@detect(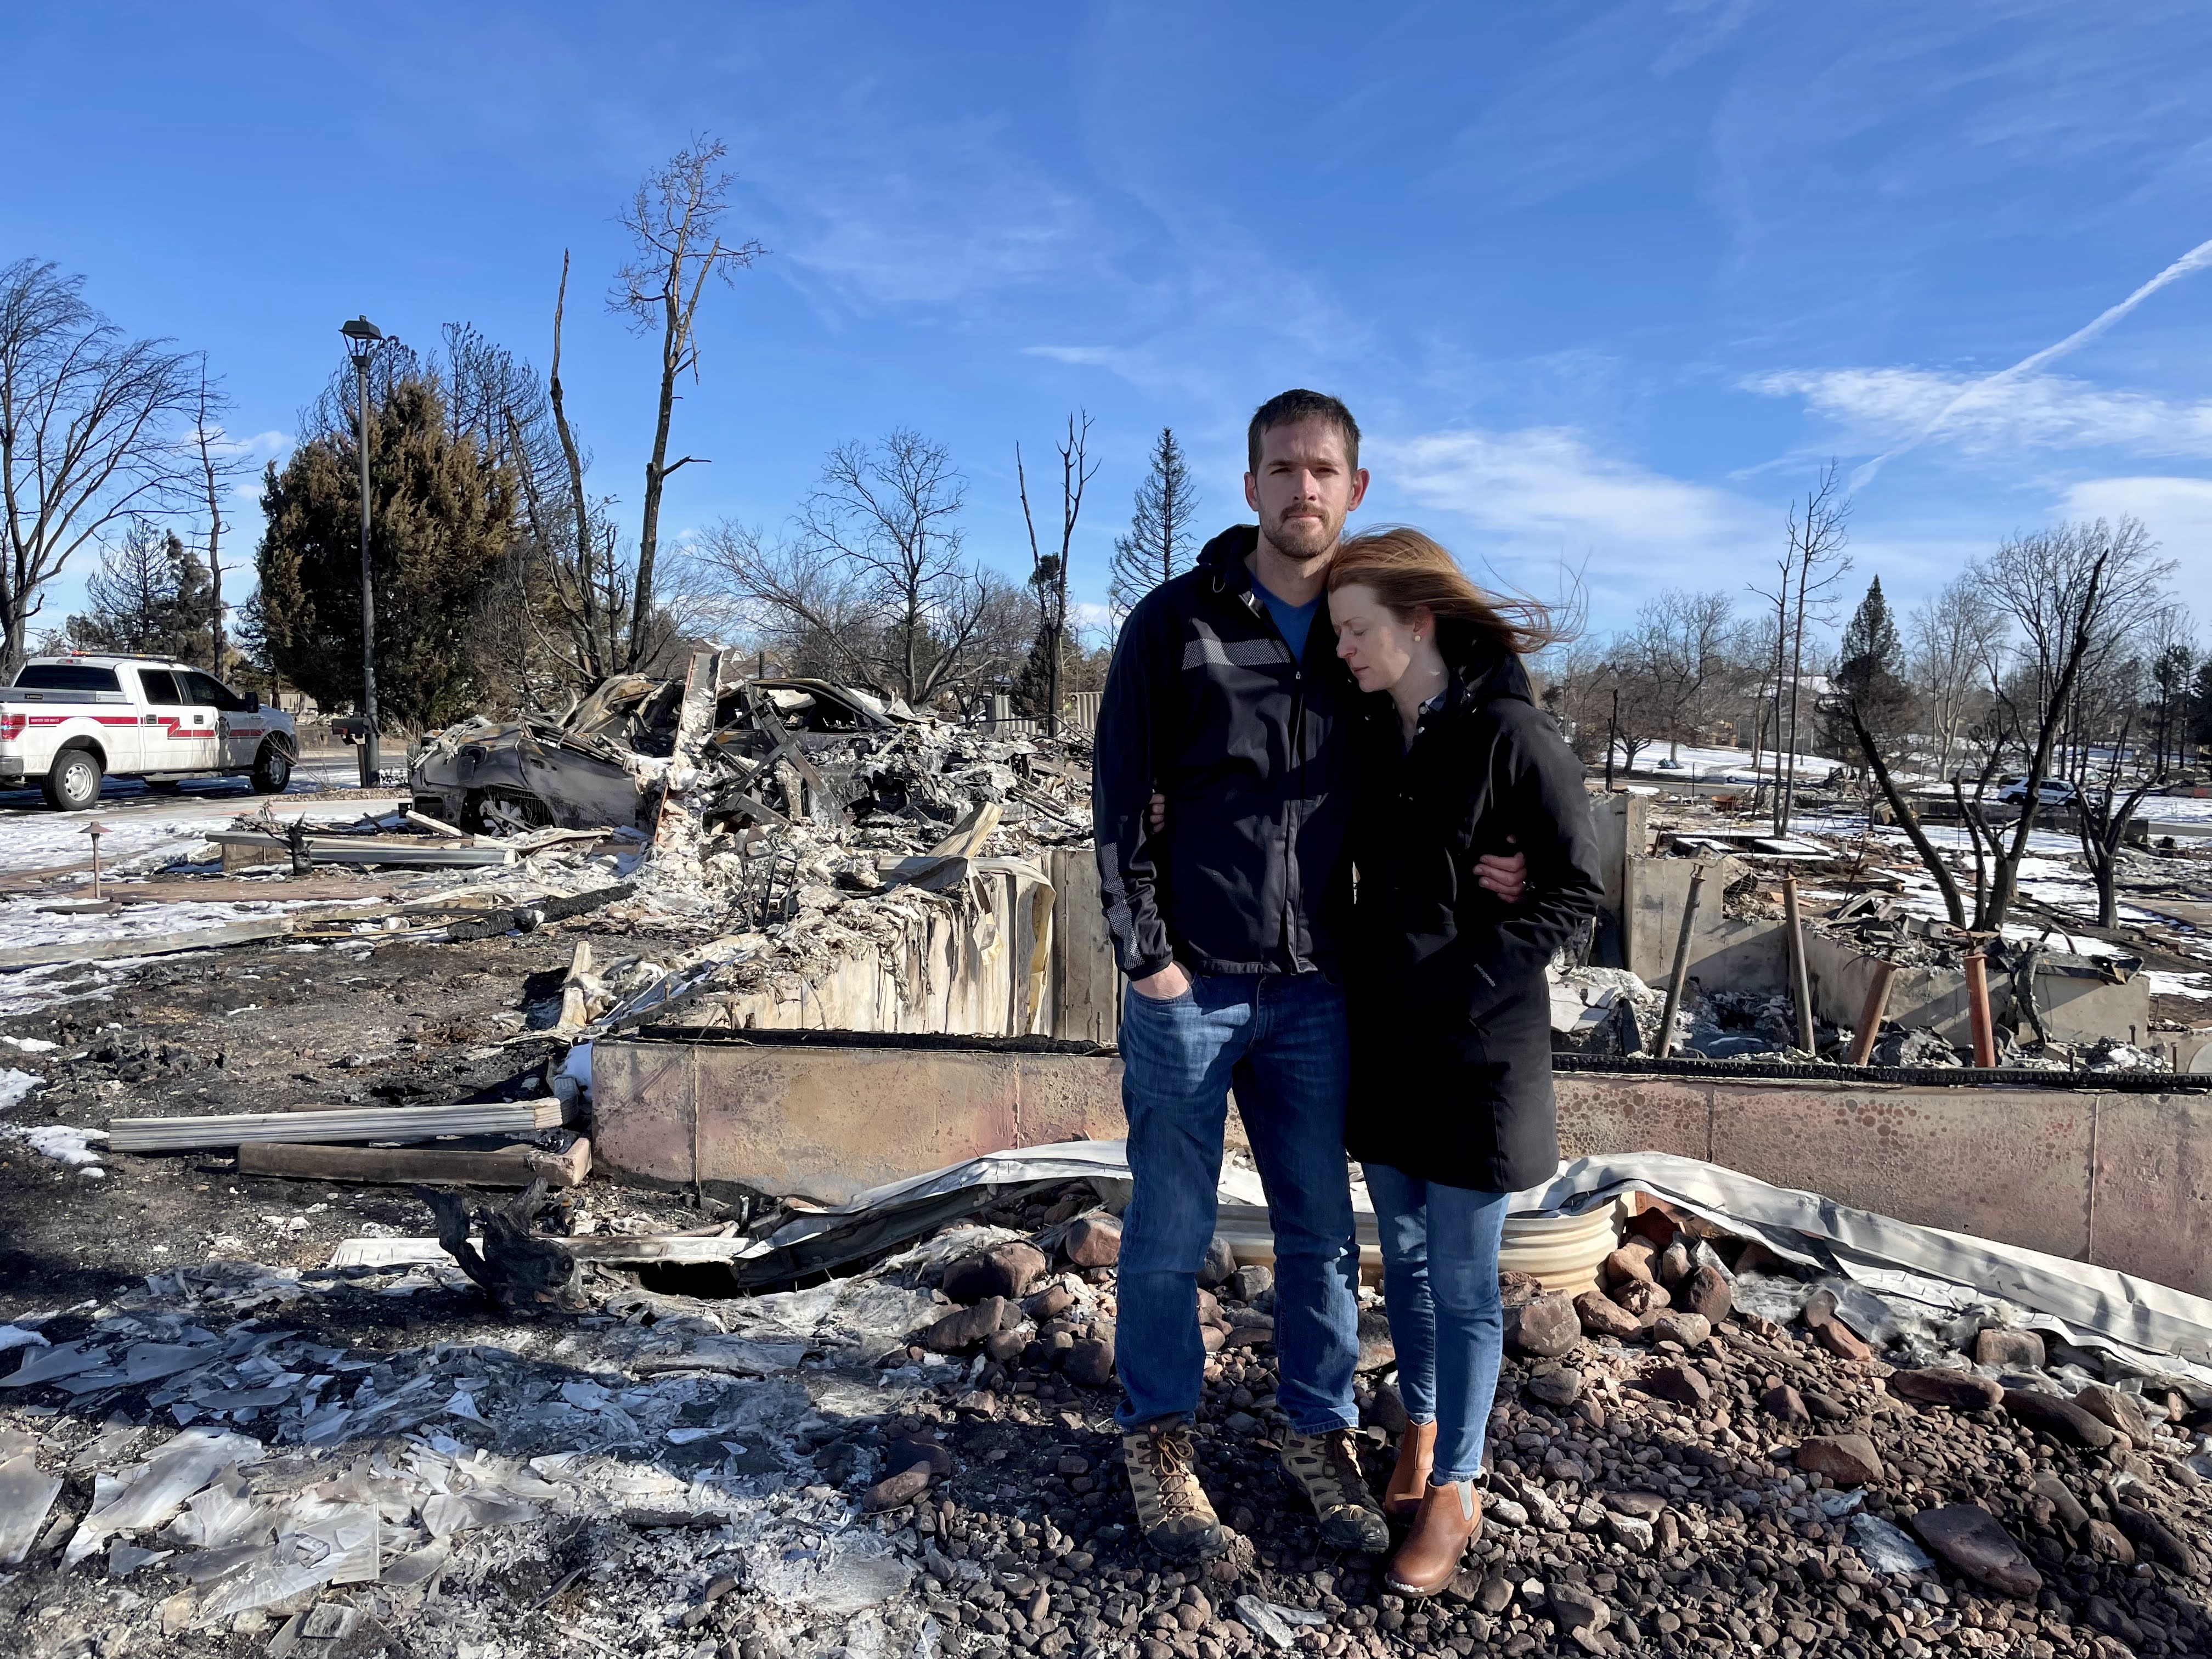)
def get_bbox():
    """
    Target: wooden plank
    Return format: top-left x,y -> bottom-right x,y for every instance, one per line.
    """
109,1096 -> 566,1153
403,810 -> 470,839
0,918 -> 293,972
236,1136 -> 590,1188
325,1229 -> 753,1269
